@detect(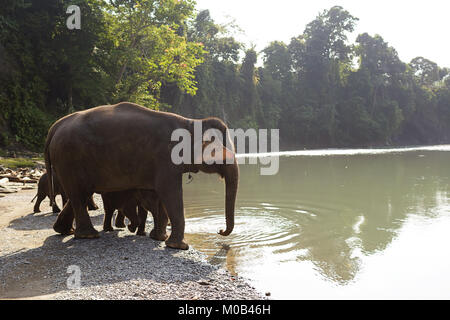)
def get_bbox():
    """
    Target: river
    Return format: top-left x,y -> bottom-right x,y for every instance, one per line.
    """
182,145 -> 450,299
